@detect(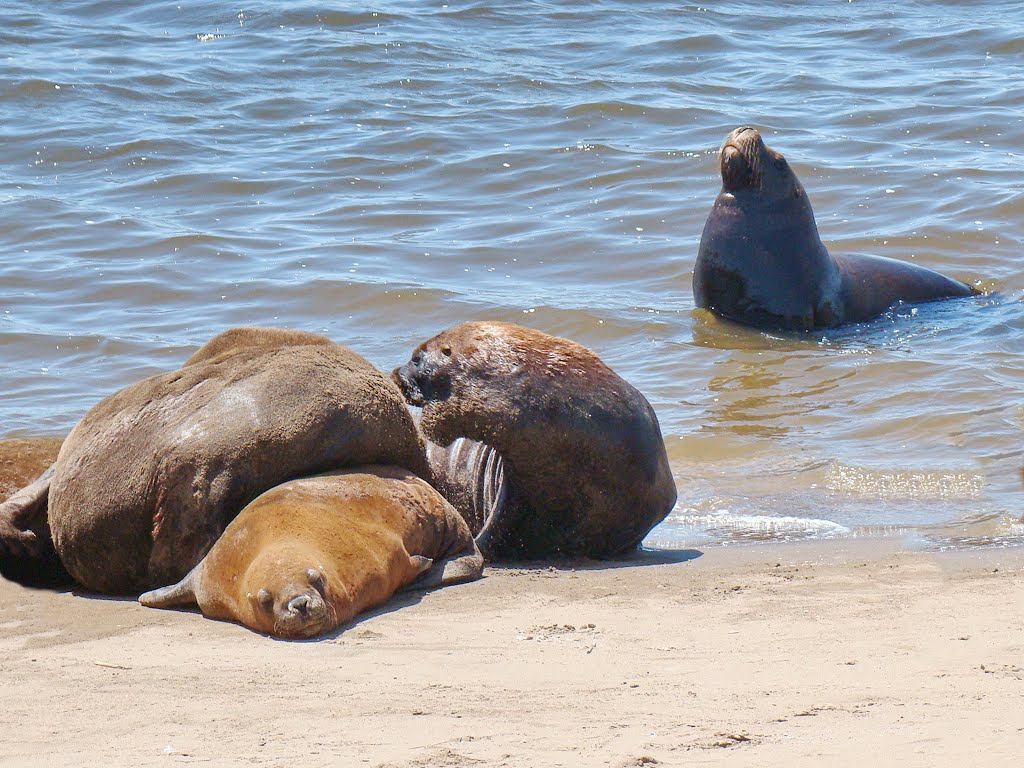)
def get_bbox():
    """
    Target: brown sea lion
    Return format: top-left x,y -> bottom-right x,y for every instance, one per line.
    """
0,437 -> 69,586
694,126 -> 976,331
392,321 -> 677,560
0,327 -> 429,594
139,466 -> 483,639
